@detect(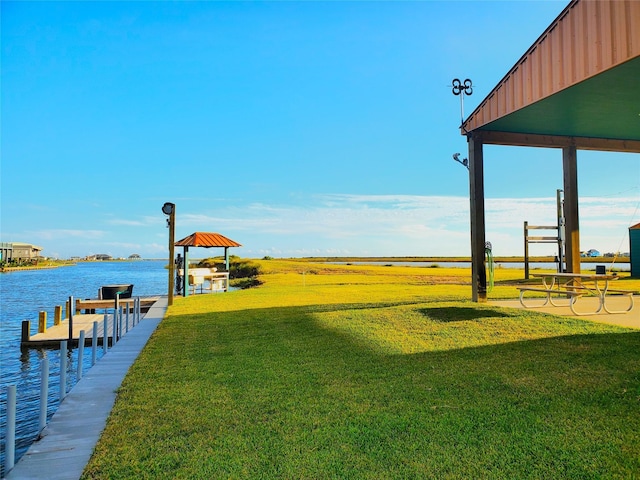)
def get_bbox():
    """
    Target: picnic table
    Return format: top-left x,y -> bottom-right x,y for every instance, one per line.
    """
517,272 -> 636,316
